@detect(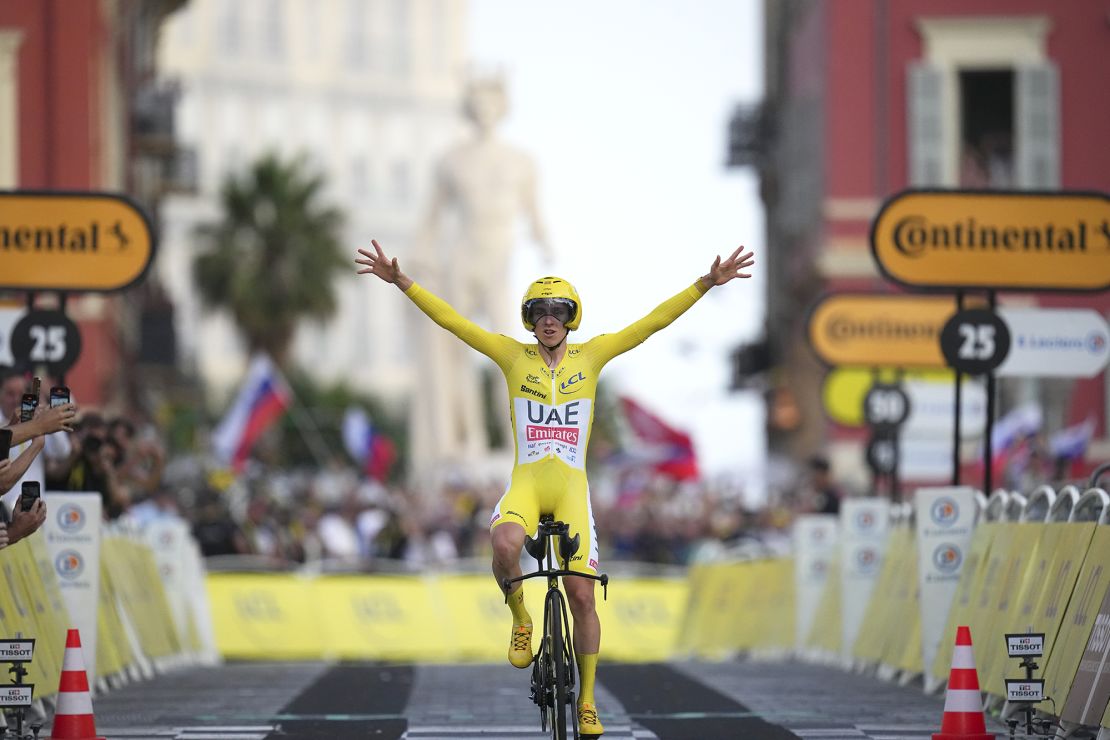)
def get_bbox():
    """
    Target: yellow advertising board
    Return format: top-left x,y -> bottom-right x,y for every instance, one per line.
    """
808,293 -> 957,368
871,190 -> 1110,292
0,191 -> 154,292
